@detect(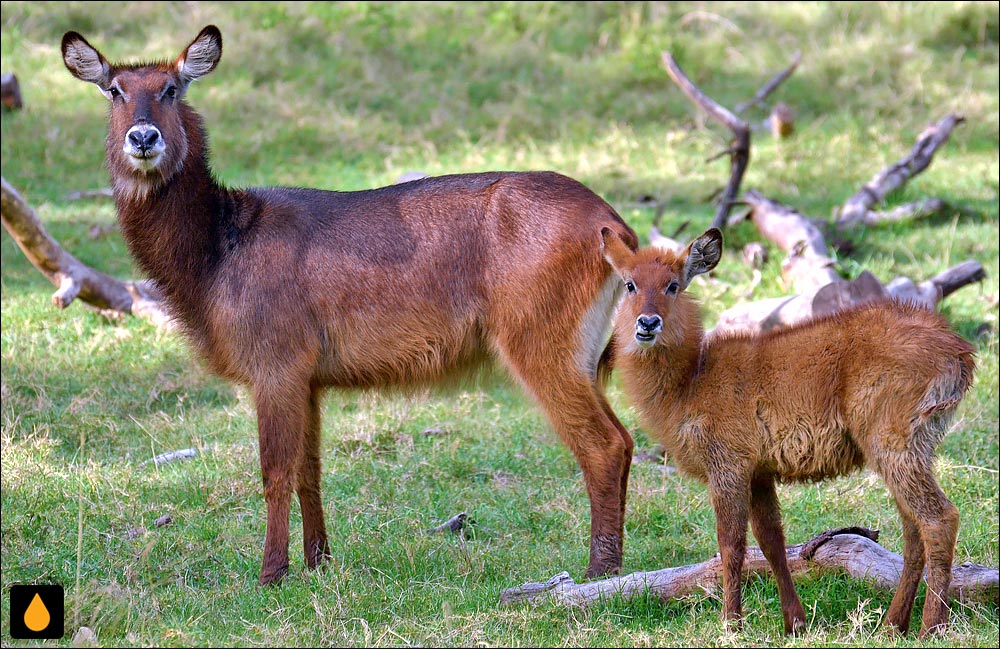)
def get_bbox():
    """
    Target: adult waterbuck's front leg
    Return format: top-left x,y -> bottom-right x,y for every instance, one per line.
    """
298,385 -> 331,570
254,379 -> 310,586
